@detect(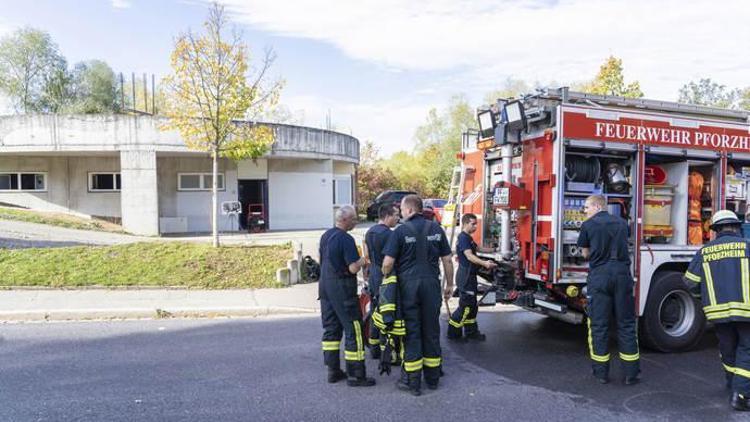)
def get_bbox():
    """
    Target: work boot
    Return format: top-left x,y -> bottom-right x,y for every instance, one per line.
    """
424,366 -> 441,390
623,375 -> 640,386
591,365 -> 609,384
592,369 -> 609,384
624,369 -> 641,385
346,361 -> 376,387
731,393 -> 750,411
397,370 -> 421,396
327,367 -> 346,384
